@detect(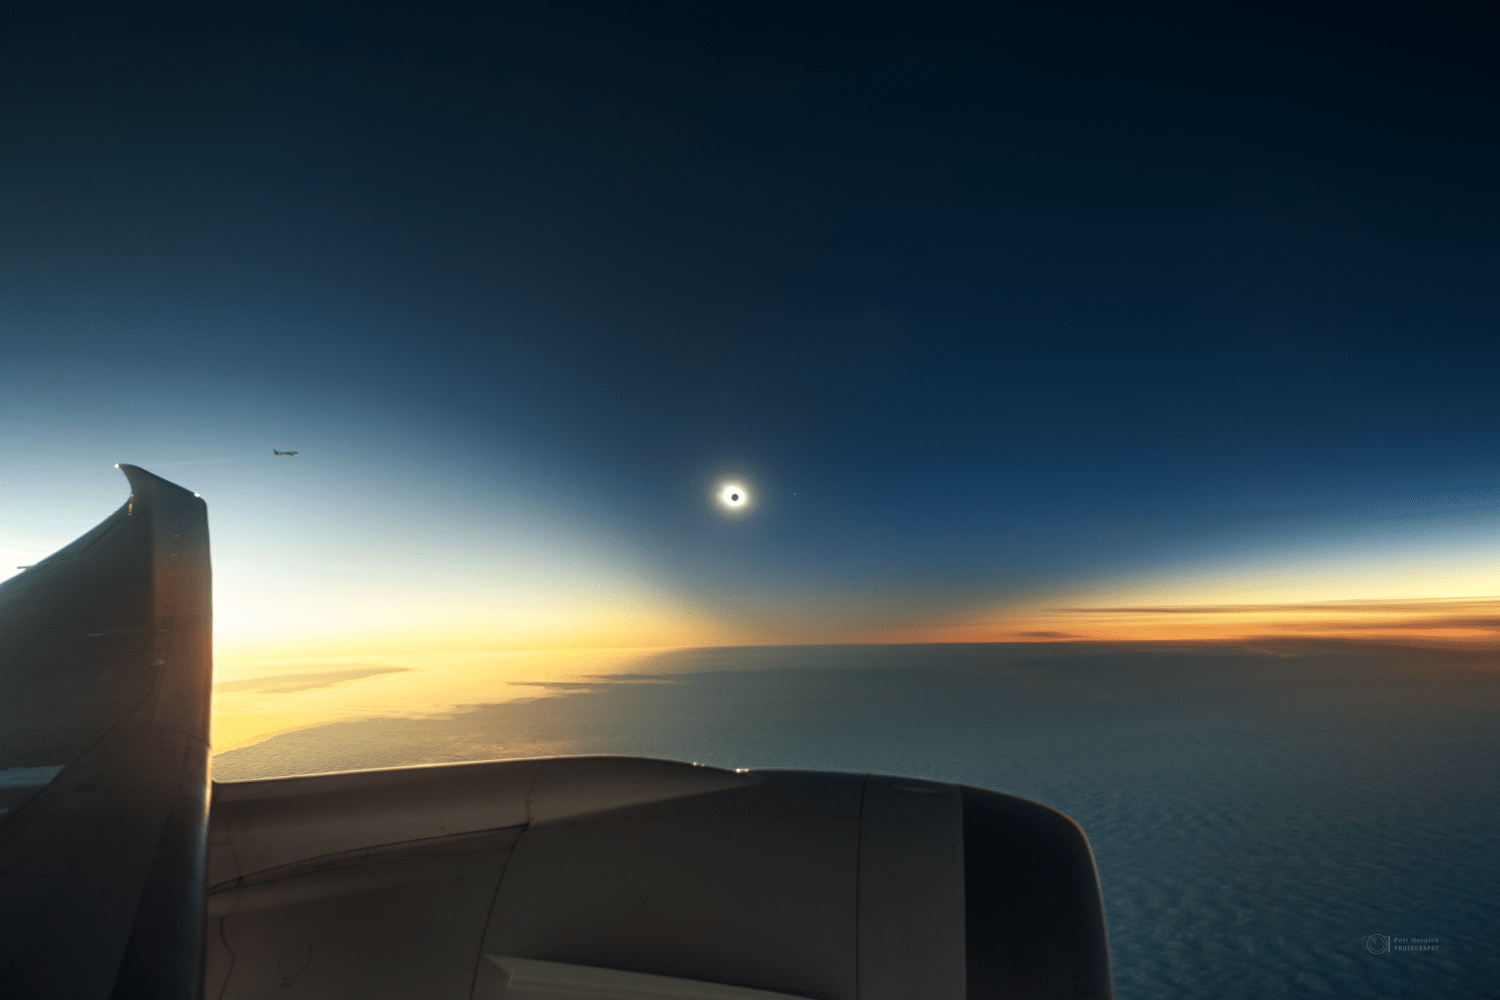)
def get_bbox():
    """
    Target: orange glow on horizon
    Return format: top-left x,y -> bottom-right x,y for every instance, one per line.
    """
208,576 -> 1500,759
962,596 -> 1500,646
